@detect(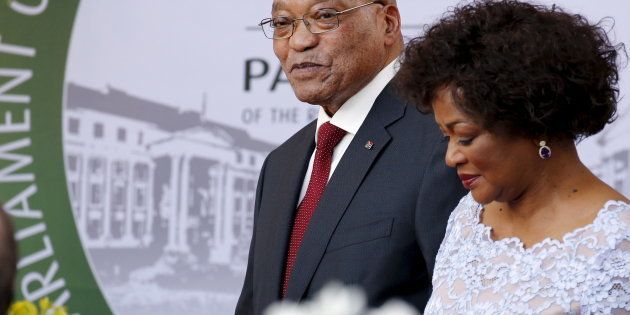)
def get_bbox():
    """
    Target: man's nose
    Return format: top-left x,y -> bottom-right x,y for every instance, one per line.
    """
289,20 -> 318,52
